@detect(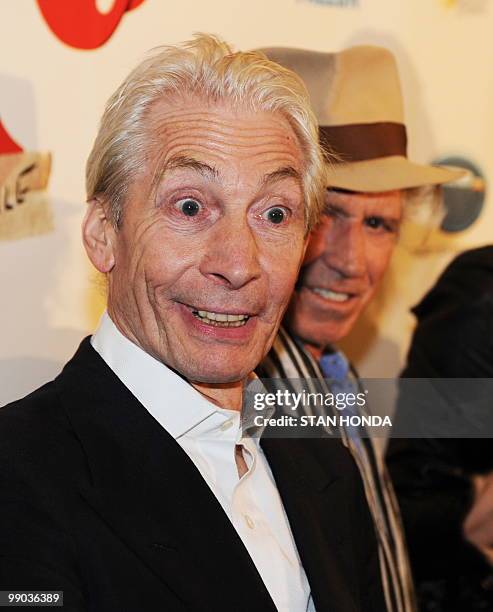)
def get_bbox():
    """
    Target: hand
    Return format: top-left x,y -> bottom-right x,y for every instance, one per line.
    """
464,472 -> 493,565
